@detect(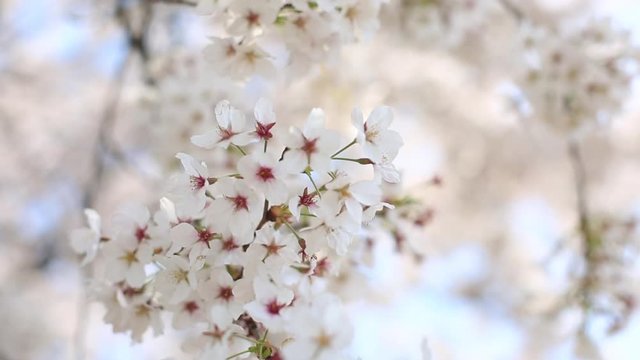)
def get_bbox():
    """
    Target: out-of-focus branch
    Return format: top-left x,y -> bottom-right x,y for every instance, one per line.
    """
567,140 -> 598,332
498,0 -> 524,22
118,0 -> 157,85
150,0 -> 197,6
75,2 -> 142,358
